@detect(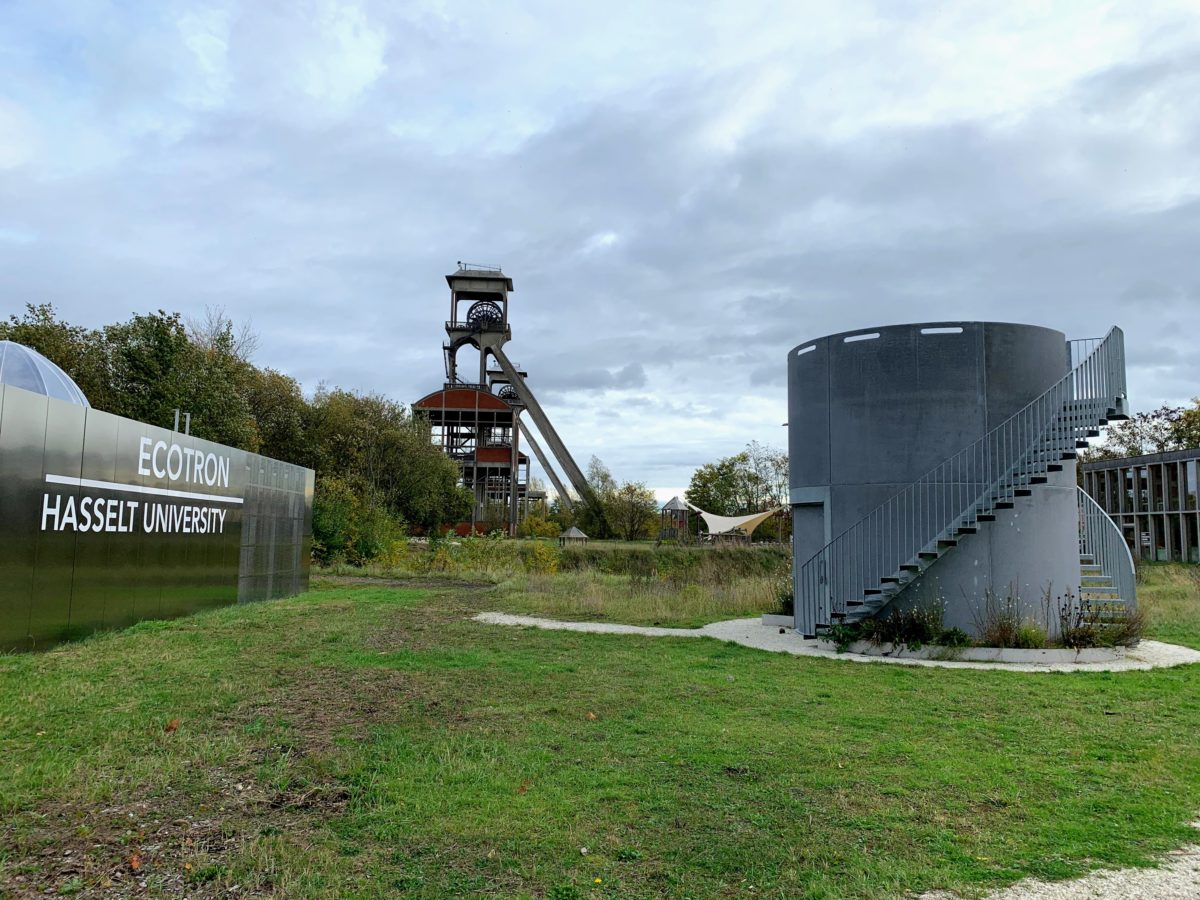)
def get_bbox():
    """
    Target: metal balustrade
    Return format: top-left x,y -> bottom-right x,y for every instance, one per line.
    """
1078,485 -> 1137,613
795,327 -> 1128,636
